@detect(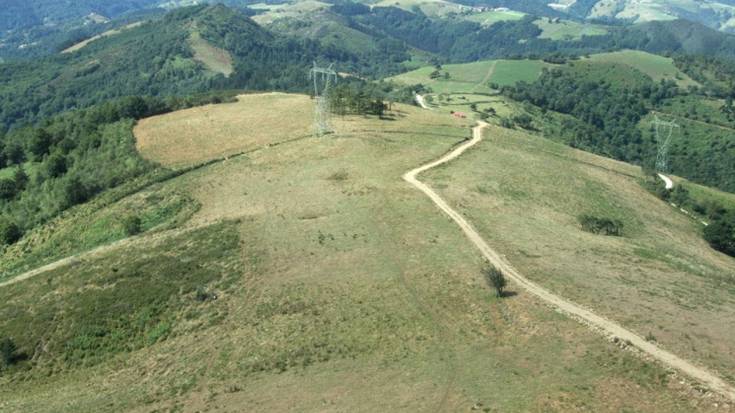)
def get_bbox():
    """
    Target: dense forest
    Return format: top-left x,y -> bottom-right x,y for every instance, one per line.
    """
674,54 -> 735,97
504,69 -> 675,162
